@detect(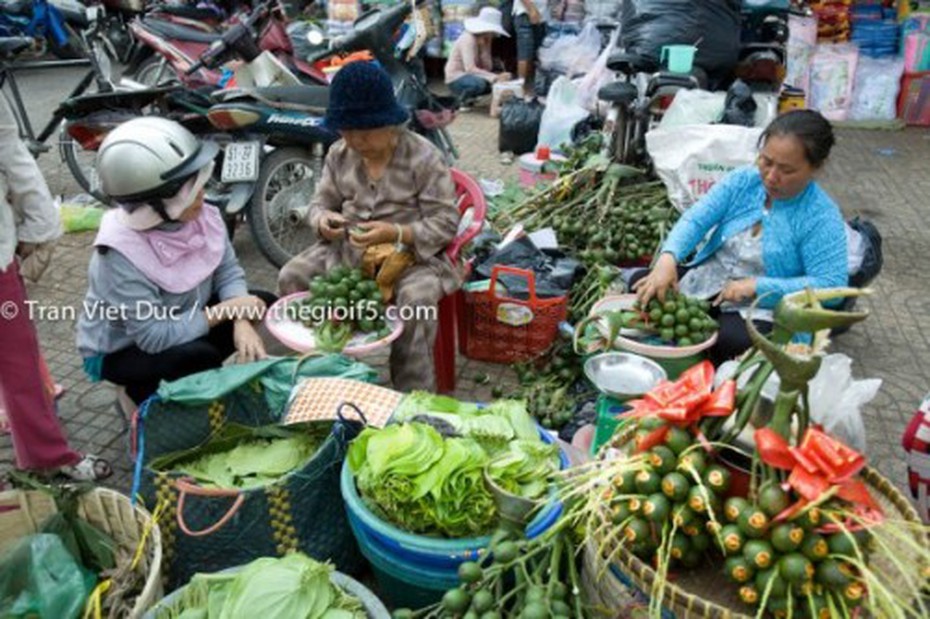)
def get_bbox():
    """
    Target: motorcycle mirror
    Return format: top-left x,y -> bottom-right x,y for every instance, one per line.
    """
306,29 -> 324,46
